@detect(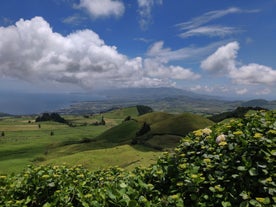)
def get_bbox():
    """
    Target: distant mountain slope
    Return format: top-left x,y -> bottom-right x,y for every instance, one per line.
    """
57,87 -> 276,115
0,112 -> 12,117
208,106 -> 267,122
